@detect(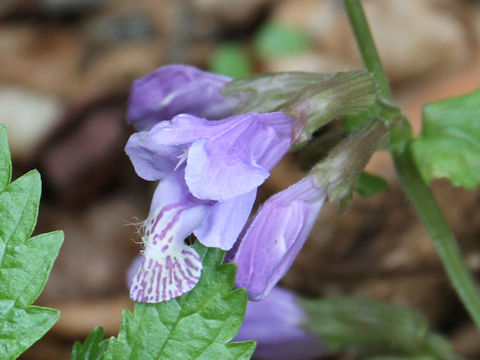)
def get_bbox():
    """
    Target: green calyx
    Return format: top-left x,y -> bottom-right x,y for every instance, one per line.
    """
311,119 -> 388,205
223,70 -> 377,143
285,71 -> 377,143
